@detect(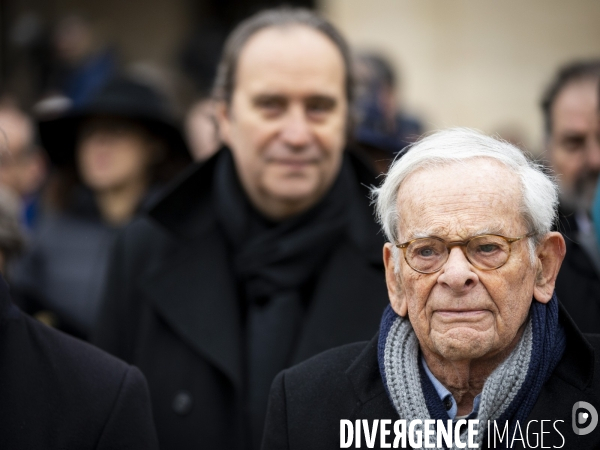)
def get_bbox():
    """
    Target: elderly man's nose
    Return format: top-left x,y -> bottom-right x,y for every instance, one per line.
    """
281,109 -> 311,148
437,247 -> 479,293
